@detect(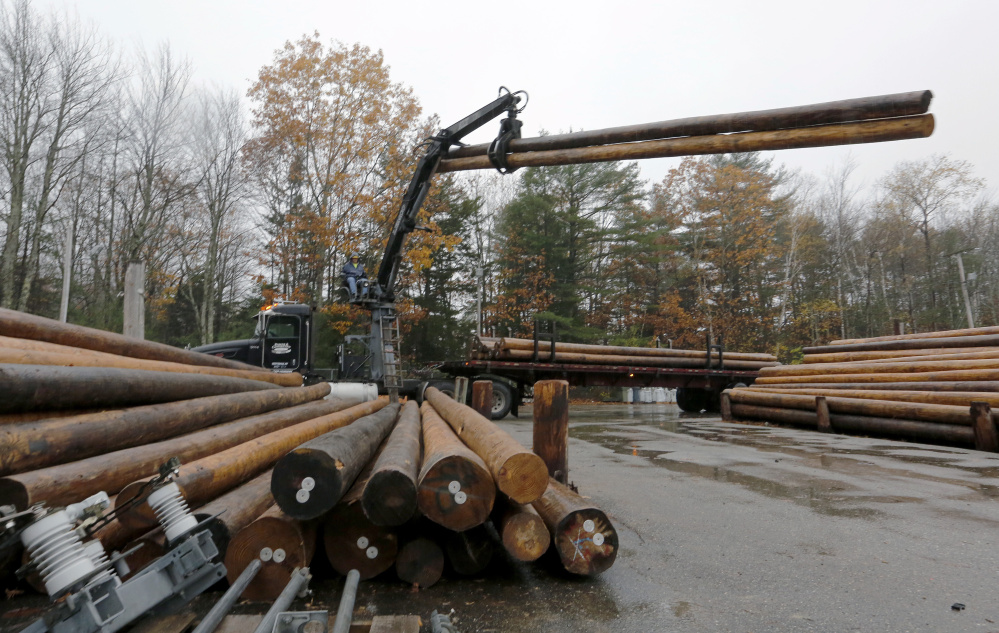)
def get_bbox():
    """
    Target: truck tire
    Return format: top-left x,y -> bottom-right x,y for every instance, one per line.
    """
676,387 -> 707,413
490,381 -> 513,420
428,379 -> 457,400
